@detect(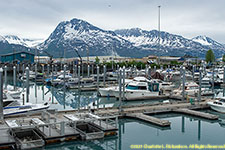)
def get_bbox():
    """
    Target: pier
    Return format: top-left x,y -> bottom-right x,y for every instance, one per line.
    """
125,113 -> 171,126
174,108 -> 218,120
0,60 -> 224,149
0,97 -> 220,149
0,110 -> 118,149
